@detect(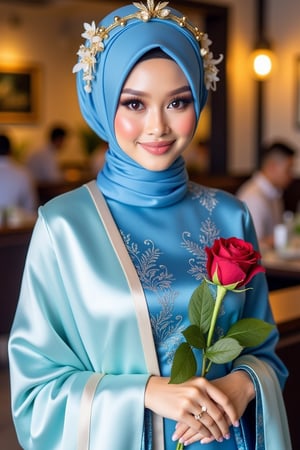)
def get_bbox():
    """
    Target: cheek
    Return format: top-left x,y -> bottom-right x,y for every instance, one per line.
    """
114,113 -> 140,141
175,110 -> 196,137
